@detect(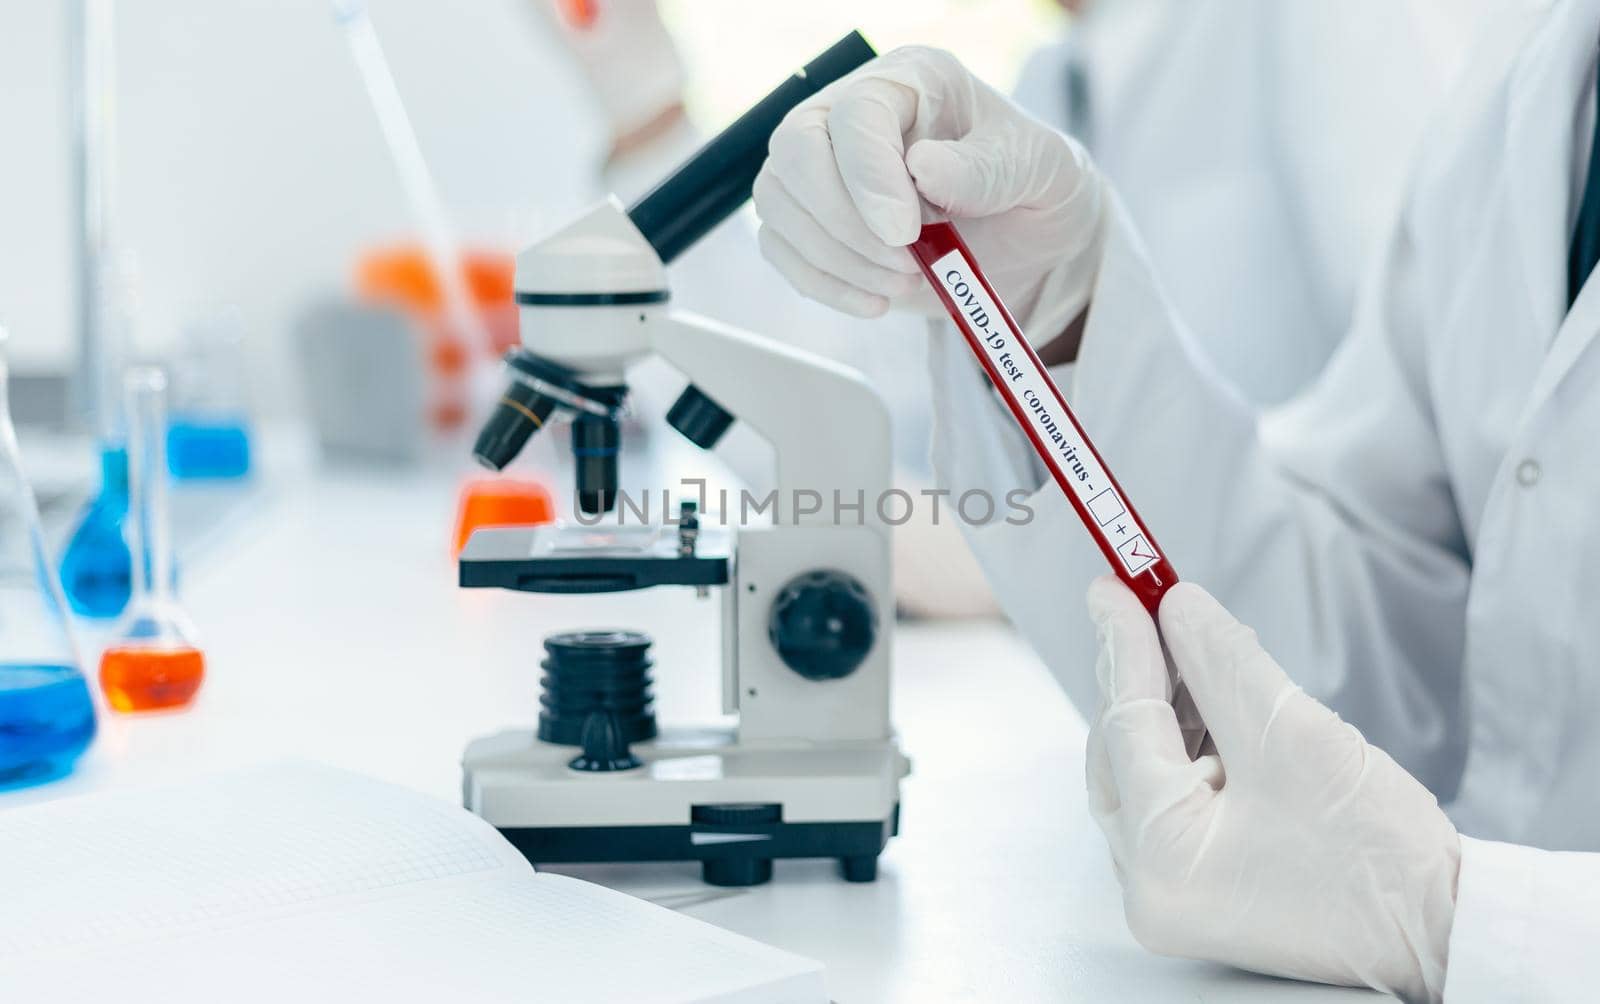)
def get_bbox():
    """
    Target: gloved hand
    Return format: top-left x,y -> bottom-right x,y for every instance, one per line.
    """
1085,577 -> 1460,1003
535,0 -> 685,142
752,46 -> 1106,334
